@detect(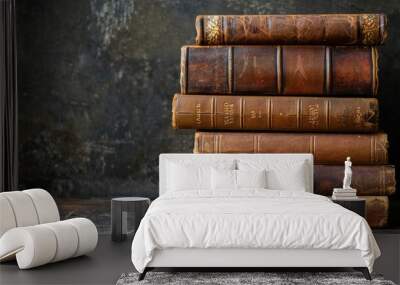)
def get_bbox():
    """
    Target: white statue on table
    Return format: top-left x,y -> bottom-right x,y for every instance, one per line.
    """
332,157 -> 357,199
342,157 -> 353,189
